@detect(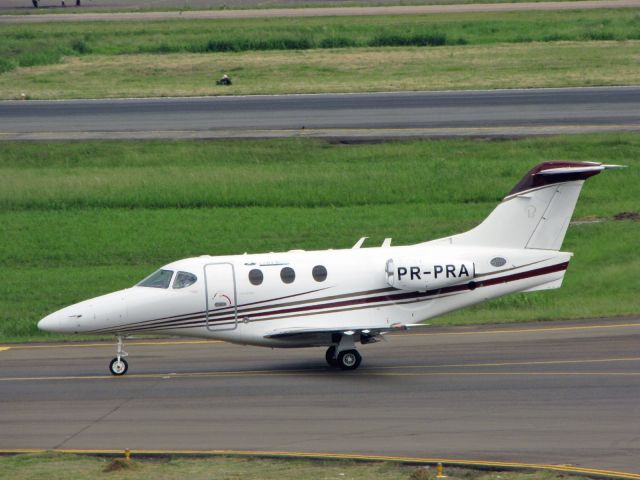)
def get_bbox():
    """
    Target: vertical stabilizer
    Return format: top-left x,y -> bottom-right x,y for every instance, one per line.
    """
443,161 -> 623,251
